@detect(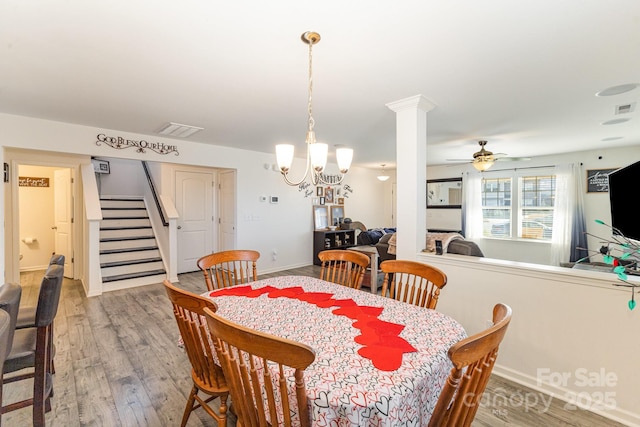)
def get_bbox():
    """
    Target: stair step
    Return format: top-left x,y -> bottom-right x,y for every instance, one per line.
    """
102,209 -> 149,218
100,218 -> 151,228
101,227 -> 153,239
101,257 -> 162,268
101,260 -> 165,277
100,246 -> 158,255
101,216 -> 149,220
102,207 -> 147,210
100,236 -> 156,242
100,248 -> 160,264
100,226 -> 152,231
100,199 -> 146,209
102,269 -> 166,283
